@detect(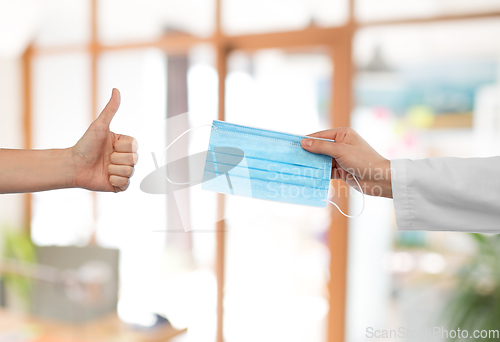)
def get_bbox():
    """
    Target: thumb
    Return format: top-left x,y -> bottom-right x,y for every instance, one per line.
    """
97,88 -> 121,126
301,138 -> 343,158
